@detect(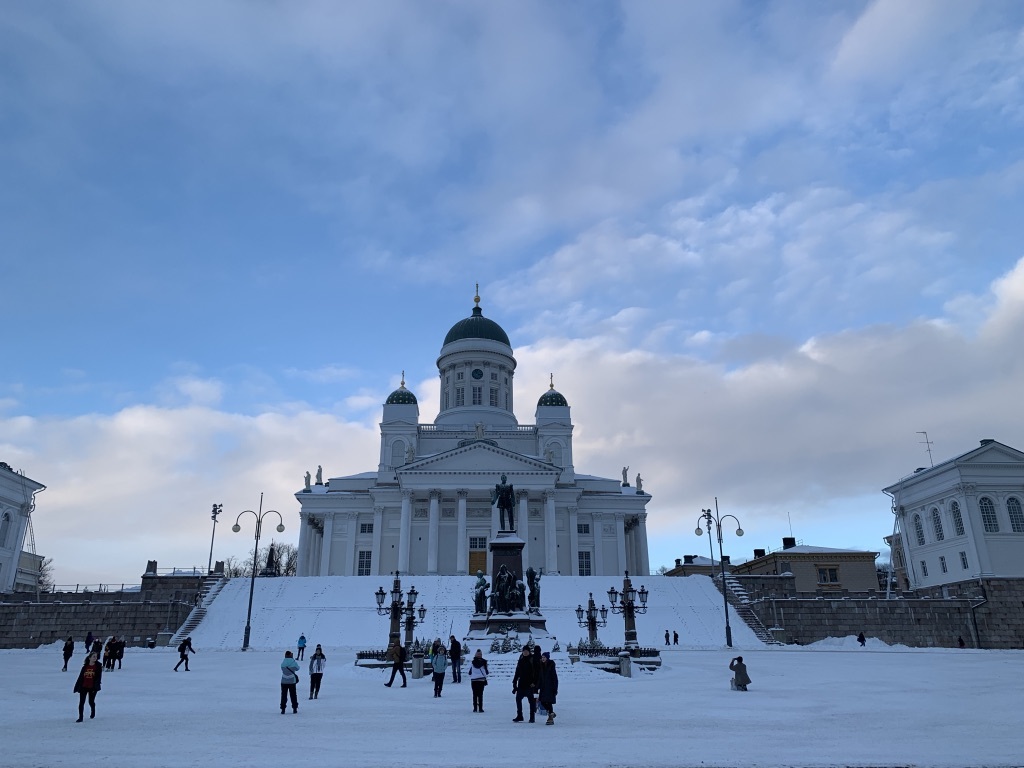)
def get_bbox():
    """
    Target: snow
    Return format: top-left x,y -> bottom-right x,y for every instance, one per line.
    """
4,575 -> 1022,767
